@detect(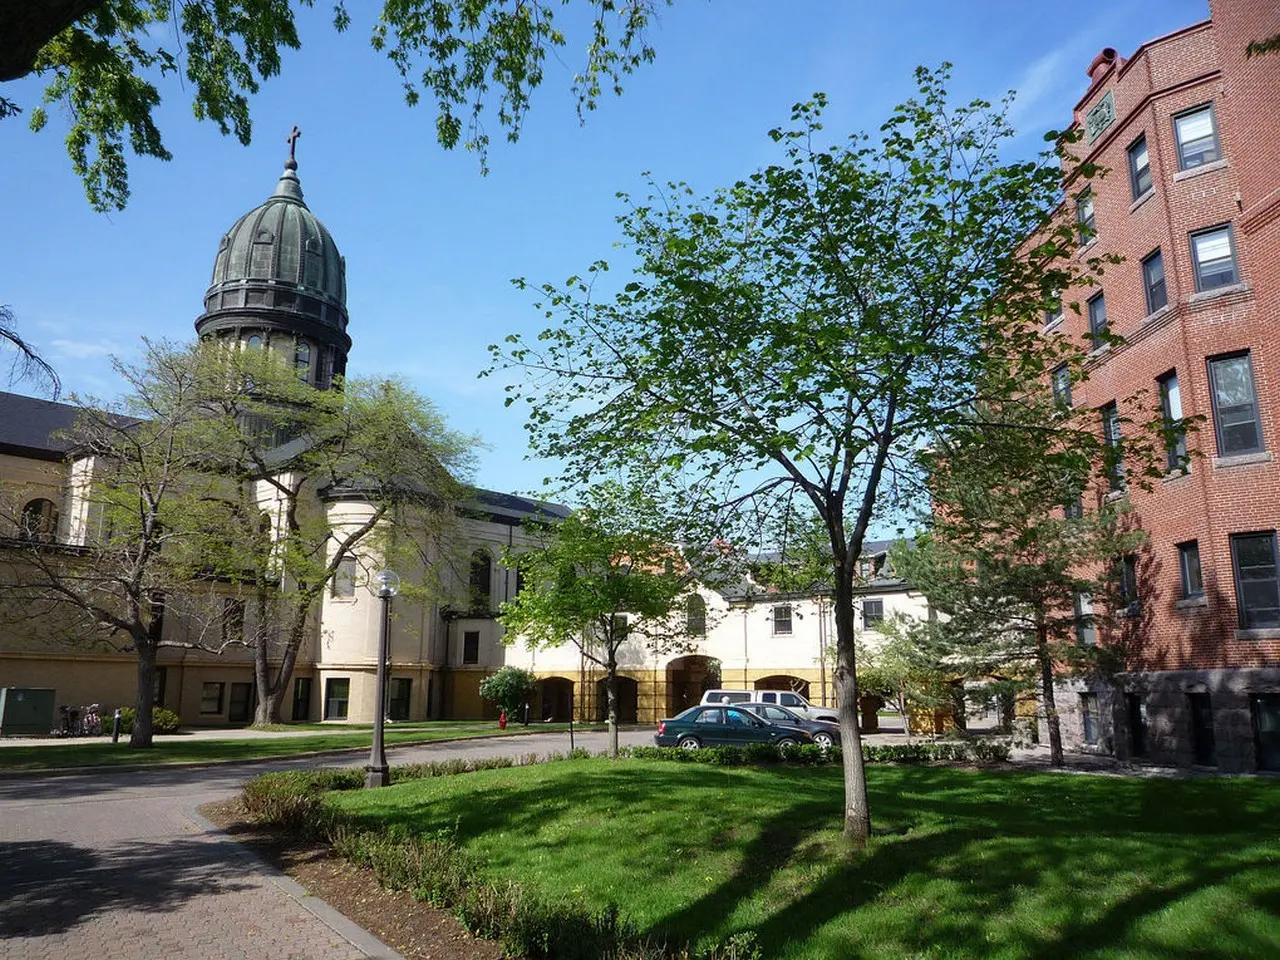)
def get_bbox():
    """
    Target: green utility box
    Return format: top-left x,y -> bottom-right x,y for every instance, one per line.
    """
0,687 -> 56,736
